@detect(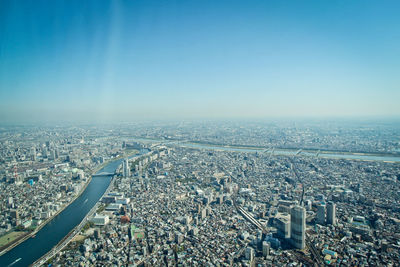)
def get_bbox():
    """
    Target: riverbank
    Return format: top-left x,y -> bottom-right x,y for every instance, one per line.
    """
31,175 -> 116,267
0,181 -> 89,257
32,154 -> 138,267
124,136 -> 400,159
184,141 -> 400,158
0,159 -> 113,257
178,142 -> 400,163
33,150 -> 151,266
33,150 -> 152,266
0,150 -> 138,266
